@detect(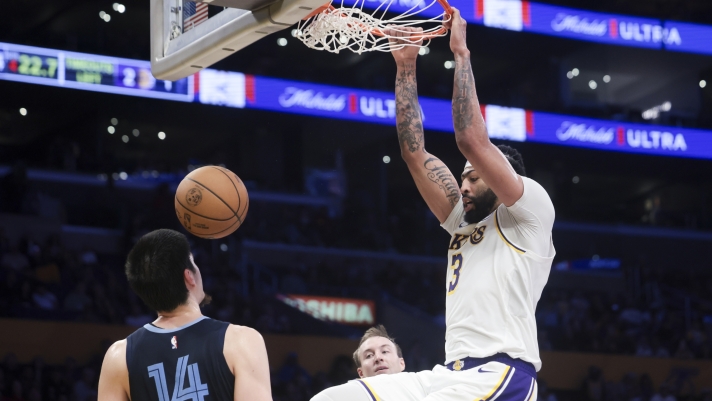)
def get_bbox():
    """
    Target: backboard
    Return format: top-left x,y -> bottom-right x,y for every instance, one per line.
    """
151,0 -> 328,81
